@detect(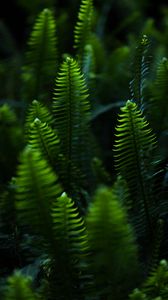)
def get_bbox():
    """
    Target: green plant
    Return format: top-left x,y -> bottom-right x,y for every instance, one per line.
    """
0,0 -> 168,299
22,8 -> 58,103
